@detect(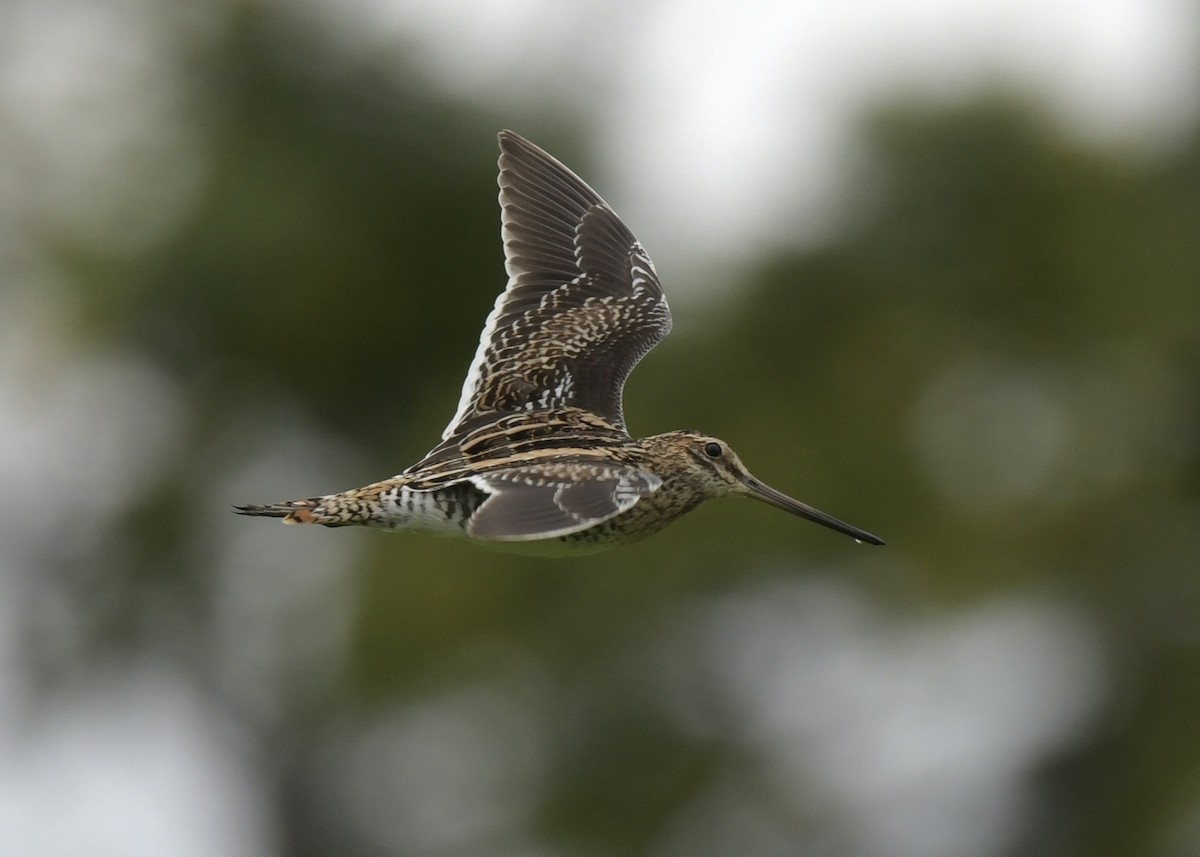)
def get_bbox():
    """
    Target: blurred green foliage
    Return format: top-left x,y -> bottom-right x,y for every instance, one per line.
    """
22,9 -> 1200,857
